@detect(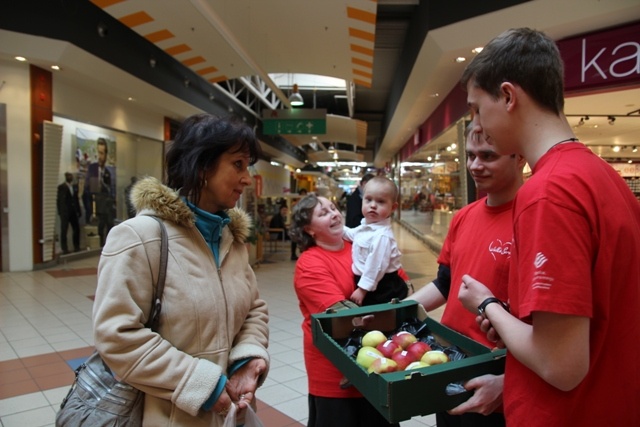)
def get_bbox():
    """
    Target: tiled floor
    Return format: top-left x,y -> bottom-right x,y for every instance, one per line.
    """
0,221 -> 442,427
